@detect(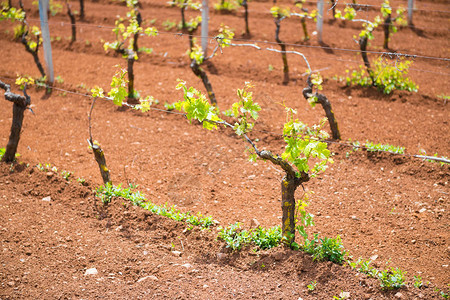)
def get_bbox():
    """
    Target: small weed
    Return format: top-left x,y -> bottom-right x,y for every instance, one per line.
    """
333,291 -> 350,299
268,64 -> 274,71
96,183 -> 217,229
377,266 -> 407,289
36,163 -> 58,173
96,183 -> 146,204
162,19 -> 177,31
413,275 -> 423,288
55,75 -> 64,84
77,177 -> 87,186
61,170 -> 72,181
299,233 -> 348,264
364,141 -> 405,154
435,286 -> 449,299
307,280 -> 317,291
349,258 -> 406,289
217,223 -> 282,251
250,226 -> 282,249
348,258 -> 378,277
345,57 -> 418,94
78,83 -> 88,90
138,47 -> 153,54
217,223 -> 251,250
437,94 -> 449,104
